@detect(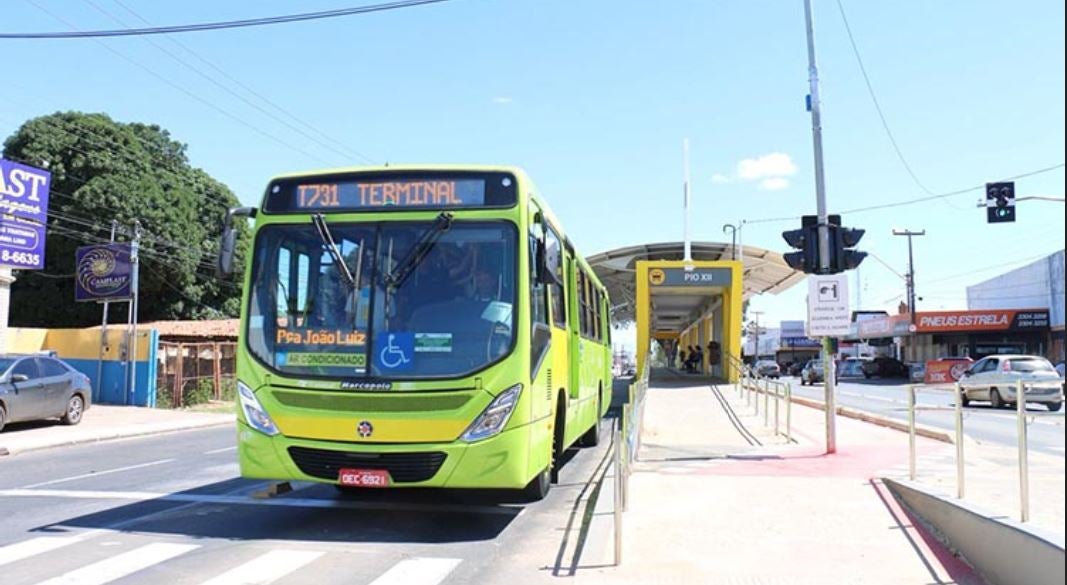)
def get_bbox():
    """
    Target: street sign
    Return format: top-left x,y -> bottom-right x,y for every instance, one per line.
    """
647,266 -> 731,287
0,159 -> 51,269
75,244 -> 133,302
807,274 -> 850,337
